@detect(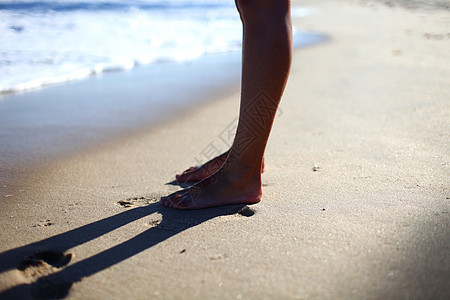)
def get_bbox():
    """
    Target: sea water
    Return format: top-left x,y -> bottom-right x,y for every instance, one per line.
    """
0,0 -> 313,95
